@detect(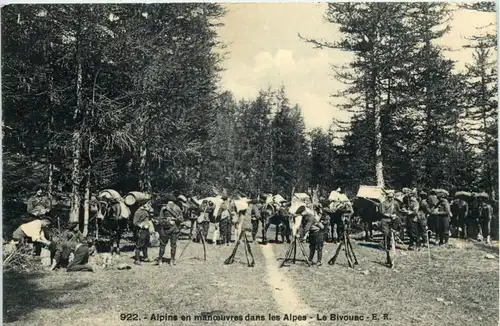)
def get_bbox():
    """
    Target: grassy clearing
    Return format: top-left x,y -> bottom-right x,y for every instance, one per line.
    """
3,224 -> 499,326
3,234 -> 279,326
275,237 -> 499,326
